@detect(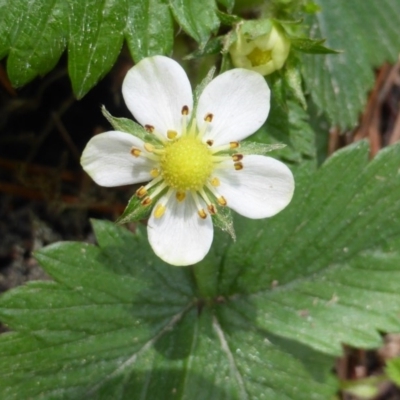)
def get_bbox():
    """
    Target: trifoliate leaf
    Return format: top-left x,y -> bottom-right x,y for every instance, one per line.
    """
302,0 -> 400,128
168,0 -> 220,47
125,0 -> 174,62
67,0 -> 127,98
0,220 -> 337,399
219,141 -> 400,355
